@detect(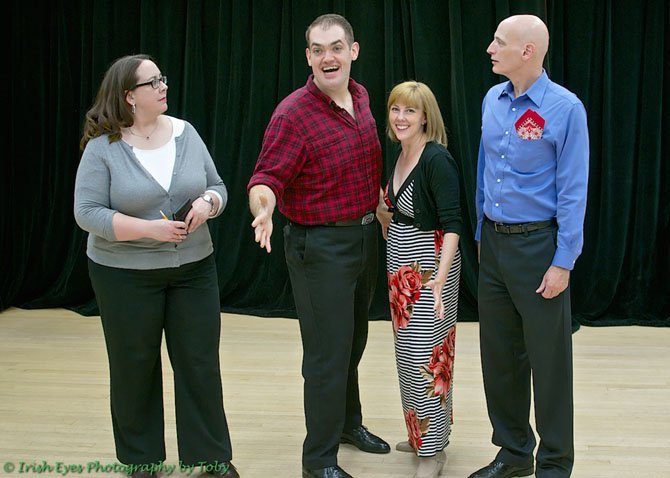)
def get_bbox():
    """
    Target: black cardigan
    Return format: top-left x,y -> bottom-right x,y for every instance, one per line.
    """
388,141 -> 462,235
